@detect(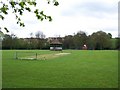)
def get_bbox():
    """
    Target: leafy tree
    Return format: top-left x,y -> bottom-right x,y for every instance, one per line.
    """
0,0 -> 59,32
90,31 -> 112,50
2,33 -> 19,49
17,38 -> 28,49
2,34 -> 12,49
0,31 -> 4,49
110,38 -> 118,50
0,31 -> 4,41
108,33 -> 112,38
115,37 -> 120,50
63,35 -> 74,49
73,31 -> 87,49
87,35 -> 95,50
